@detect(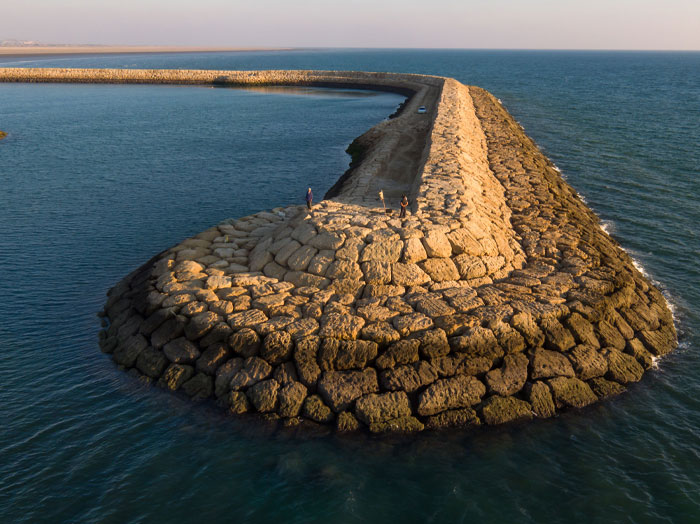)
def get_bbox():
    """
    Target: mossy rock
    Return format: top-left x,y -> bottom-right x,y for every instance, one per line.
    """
480,396 -> 533,425
425,408 -> 481,429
